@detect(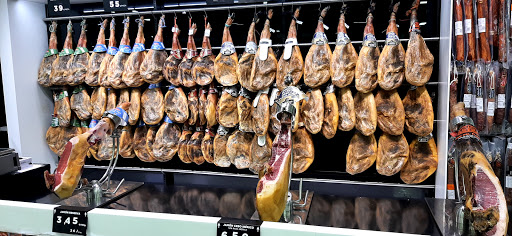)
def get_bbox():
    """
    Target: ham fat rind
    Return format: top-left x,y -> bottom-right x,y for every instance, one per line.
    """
141,15 -> 168,84
215,15 -> 238,86
355,5 -> 380,93
277,8 -> 304,91
250,10 -> 278,91
330,6 -> 358,88
304,7 -> 332,88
